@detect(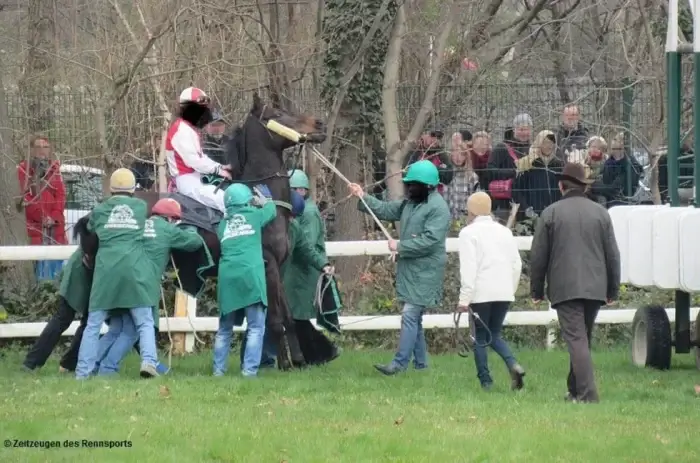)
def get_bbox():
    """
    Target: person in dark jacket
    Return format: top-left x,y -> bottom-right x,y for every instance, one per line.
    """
202,110 -> 230,165
403,129 -> 454,195
556,105 -> 589,160
512,130 -> 564,216
657,142 -> 694,203
486,114 -> 532,221
530,163 -> 621,404
22,249 -> 92,373
594,133 -> 642,207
